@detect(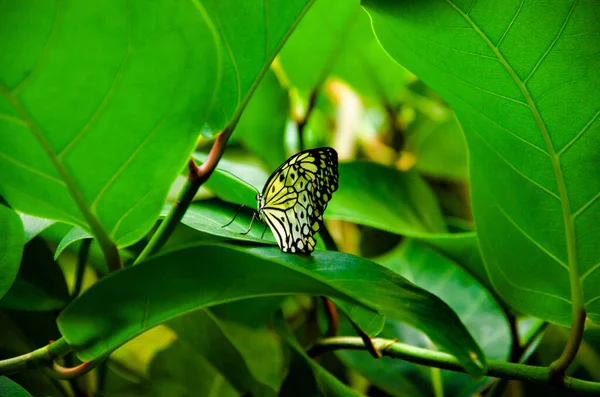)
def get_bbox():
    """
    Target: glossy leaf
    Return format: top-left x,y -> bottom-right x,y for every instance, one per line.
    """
0,205 -> 23,300
162,200 -> 276,245
364,0 -> 600,324
327,162 -> 447,234
0,238 -> 69,310
201,0 -> 314,131
57,244 -> 486,375
0,0 -> 219,248
54,226 -> 92,259
18,213 -> 54,243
